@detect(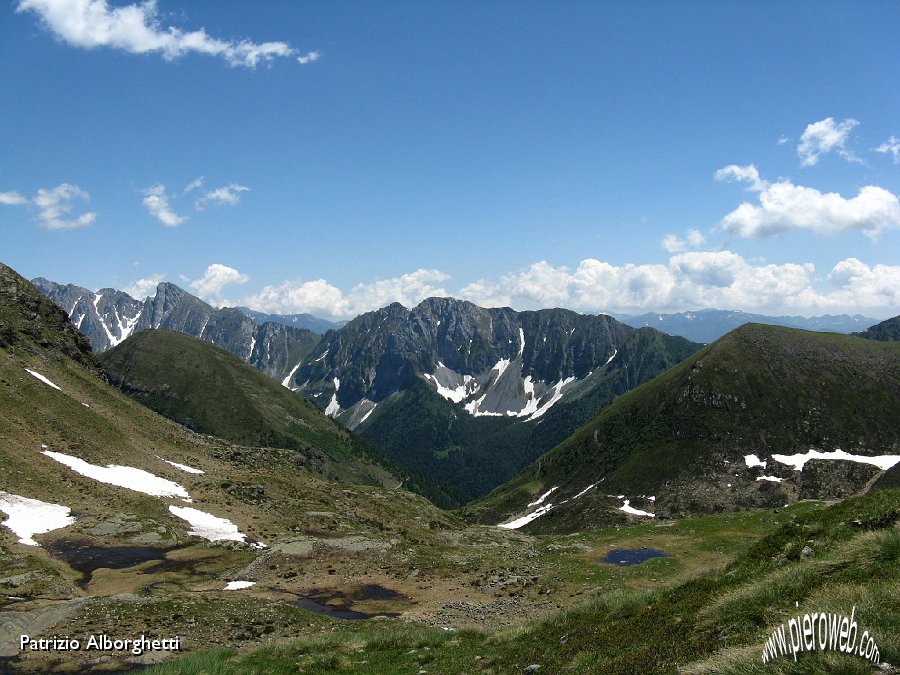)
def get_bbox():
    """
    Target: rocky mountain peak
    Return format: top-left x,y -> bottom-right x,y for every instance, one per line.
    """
0,264 -> 97,370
